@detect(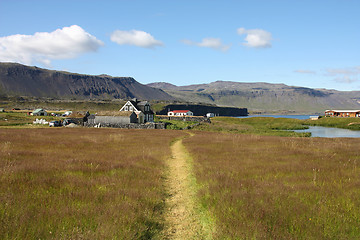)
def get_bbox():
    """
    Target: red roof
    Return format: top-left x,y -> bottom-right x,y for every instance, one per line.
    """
169,110 -> 191,113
